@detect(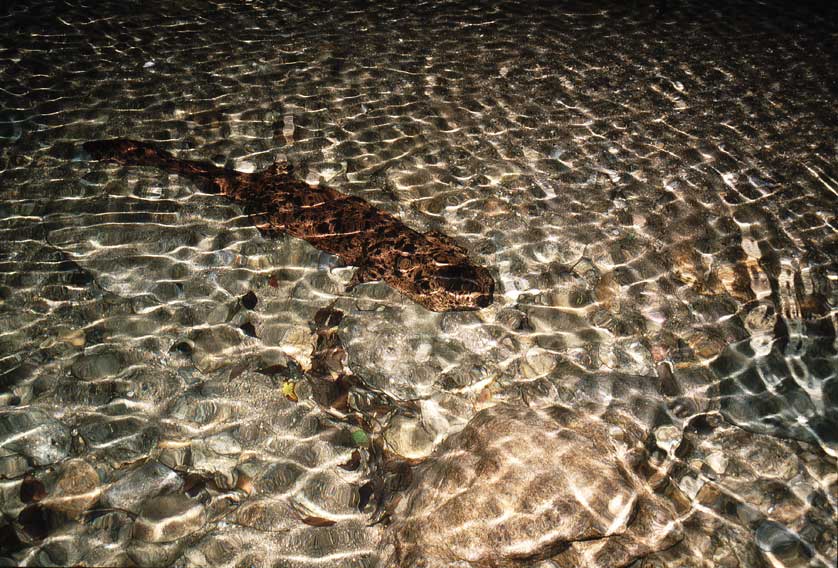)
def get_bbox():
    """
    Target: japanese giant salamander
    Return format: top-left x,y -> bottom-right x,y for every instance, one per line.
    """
83,139 -> 494,311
